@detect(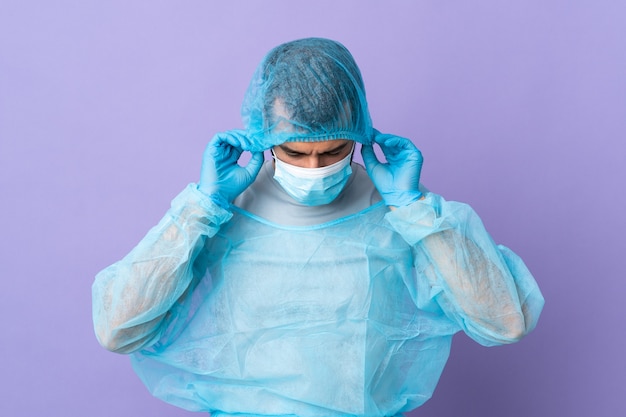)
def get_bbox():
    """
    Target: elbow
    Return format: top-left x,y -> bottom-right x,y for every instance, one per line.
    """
96,328 -> 155,354
501,323 -> 526,344
93,309 -> 129,353
95,326 -> 133,354
496,313 -> 528,344
469,313 -> 528,346
94,315 -> 163,354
